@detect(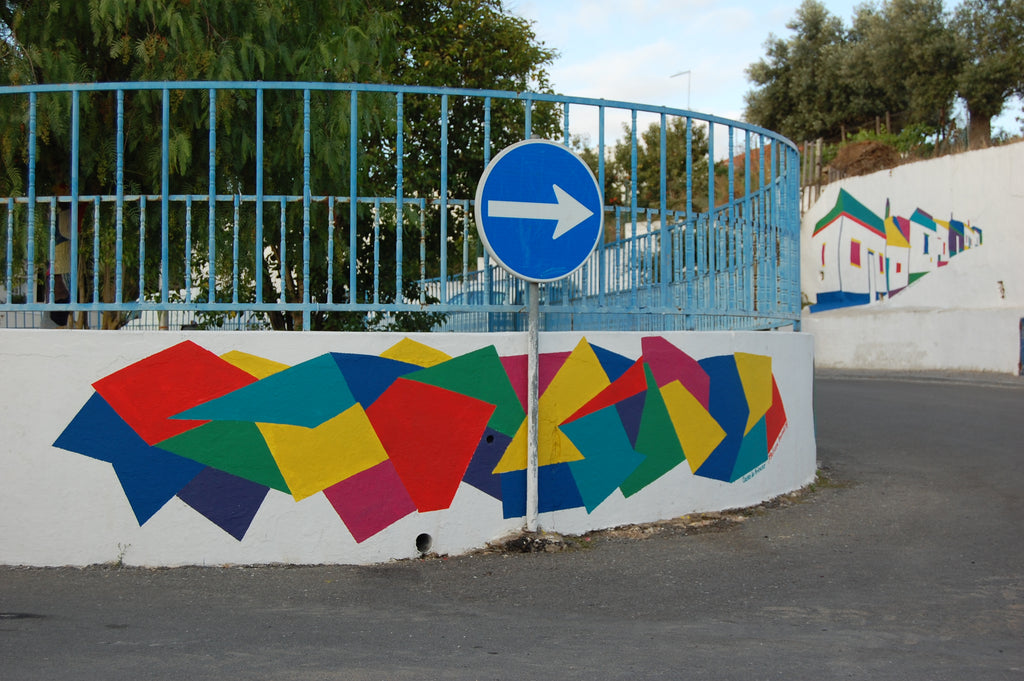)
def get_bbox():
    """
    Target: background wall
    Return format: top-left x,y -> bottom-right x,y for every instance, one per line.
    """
0,329 -> 815,567
802,142 -> 1024,374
